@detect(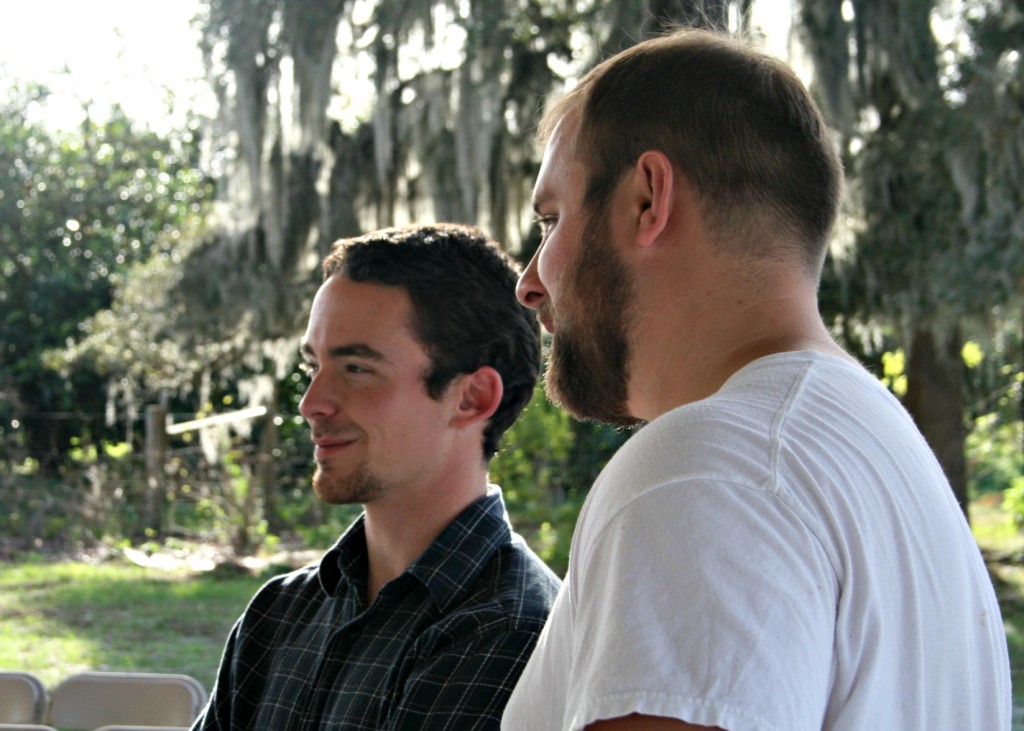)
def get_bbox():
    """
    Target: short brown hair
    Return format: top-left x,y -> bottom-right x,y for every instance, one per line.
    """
540,28 -> 843,275
322,223 -> 540,460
